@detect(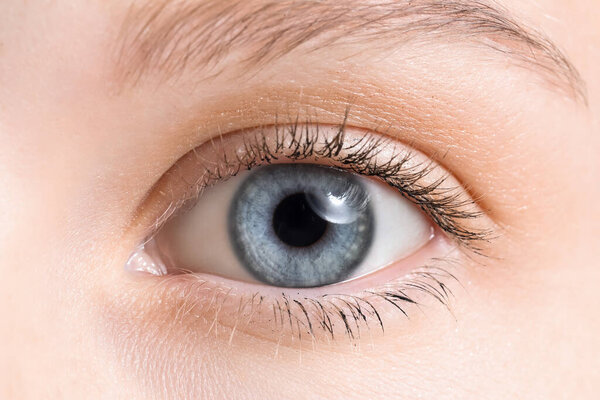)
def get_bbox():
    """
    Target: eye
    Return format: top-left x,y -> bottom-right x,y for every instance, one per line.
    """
123,120 -> 492,341
142,163 -> 432,288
